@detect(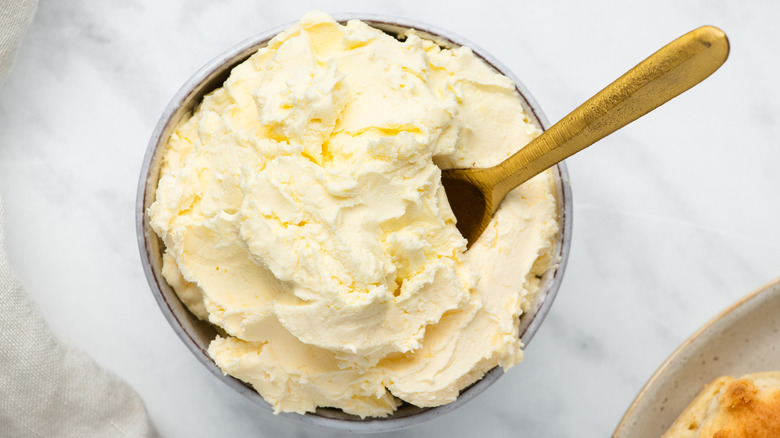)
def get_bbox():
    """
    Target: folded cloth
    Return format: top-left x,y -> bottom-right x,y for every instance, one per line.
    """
0,198 -> 156,437
0,1 -> 156,436
0,200 -> 157,437
0,0 -> 37,85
